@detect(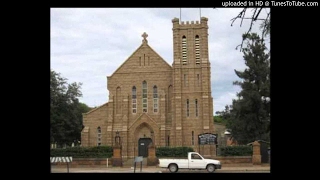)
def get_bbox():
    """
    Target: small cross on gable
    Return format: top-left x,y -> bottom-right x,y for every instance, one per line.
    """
142,32 -> 148,43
